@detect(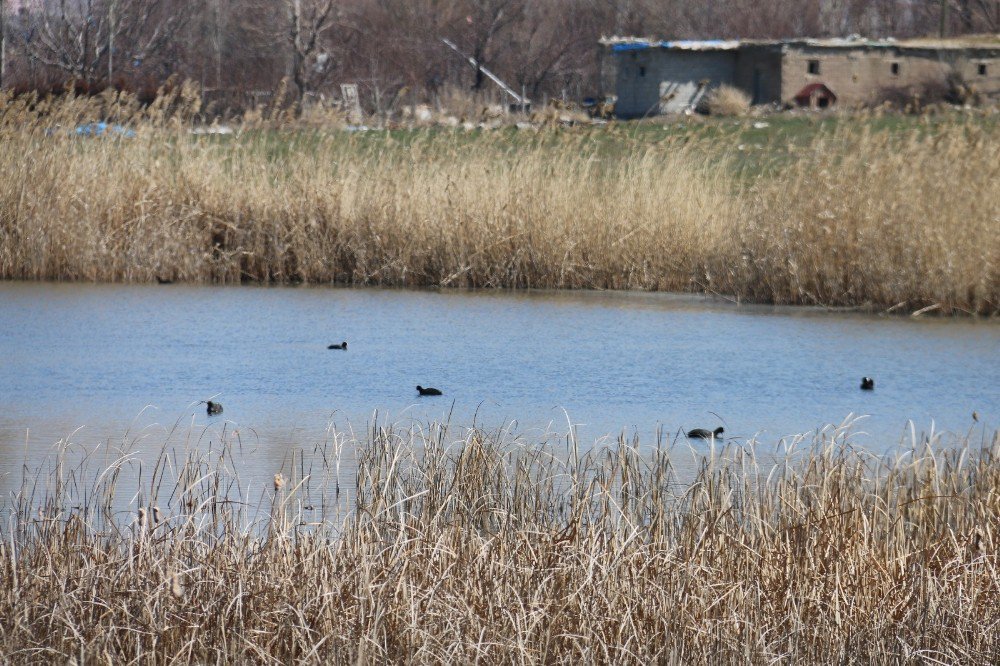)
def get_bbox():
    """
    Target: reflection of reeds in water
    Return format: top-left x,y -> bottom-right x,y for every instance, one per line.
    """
1,89 -> 997,314
1,418 -> 998,662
